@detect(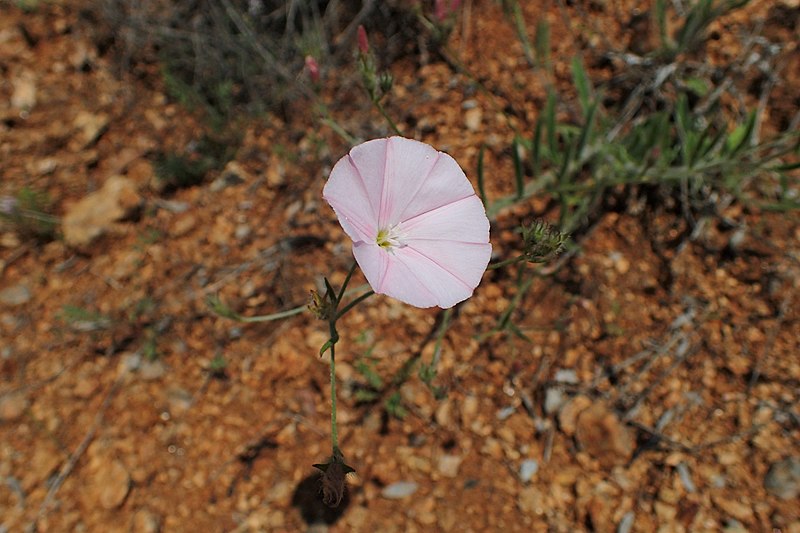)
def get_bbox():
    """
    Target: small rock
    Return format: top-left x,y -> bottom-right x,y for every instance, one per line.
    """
92,460 -> 131,509
0,284 -> 31,306
617,511 -> 635,533
558,395 -> 592,436
131,509 -> 160,533
464,107 -> 482,132
166,387 -> 193,415
764,457 -> 800,500
11,70 -> 36,111
518,486 -> 546,515
234,224 -> 251,241
496,405 -> 516,420
23,442 -> 62,490
170,214 -> 196,238
63,176 -> 142,247
435,399 -> 453,427
139,359 -> 166,381
154,199 -> 190,213
460,394 -> 479,422
0,392 -> 29,421
73,377 -> 98,399
574,402 -> 634,467
544,387 -> 566,415
554,369 -> 579,383
712,494 -> 754,523
210,161 -> 248,192
519,459 -> 539,483
266,161 -> 286,188
437,454 -> 463,478
72,111 -> 109,148
381,481 -> 418,499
